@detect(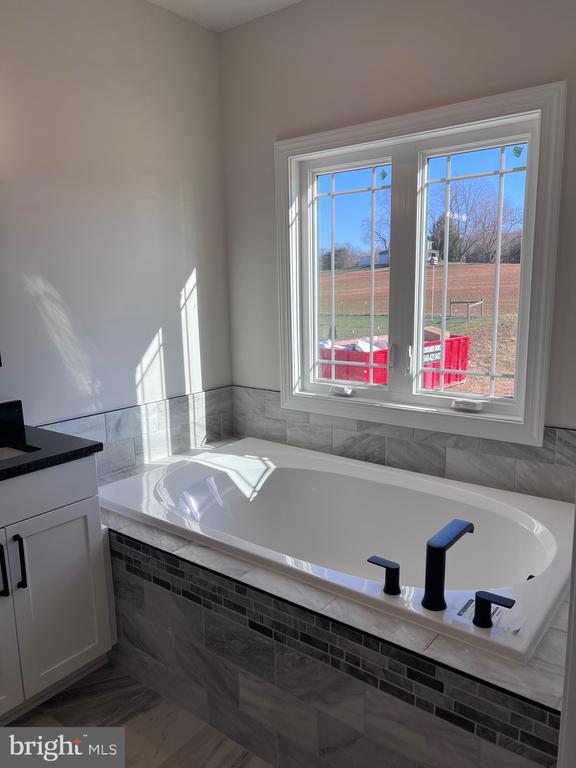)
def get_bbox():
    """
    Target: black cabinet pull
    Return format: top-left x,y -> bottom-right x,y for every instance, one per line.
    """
13,534 -> 28,589
0,543 -> 9,597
